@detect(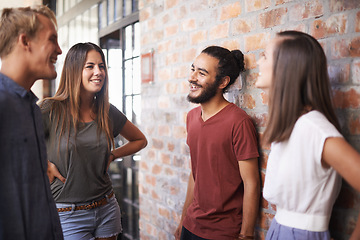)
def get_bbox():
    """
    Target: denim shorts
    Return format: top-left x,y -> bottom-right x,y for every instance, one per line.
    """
56,194 -> 122,240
